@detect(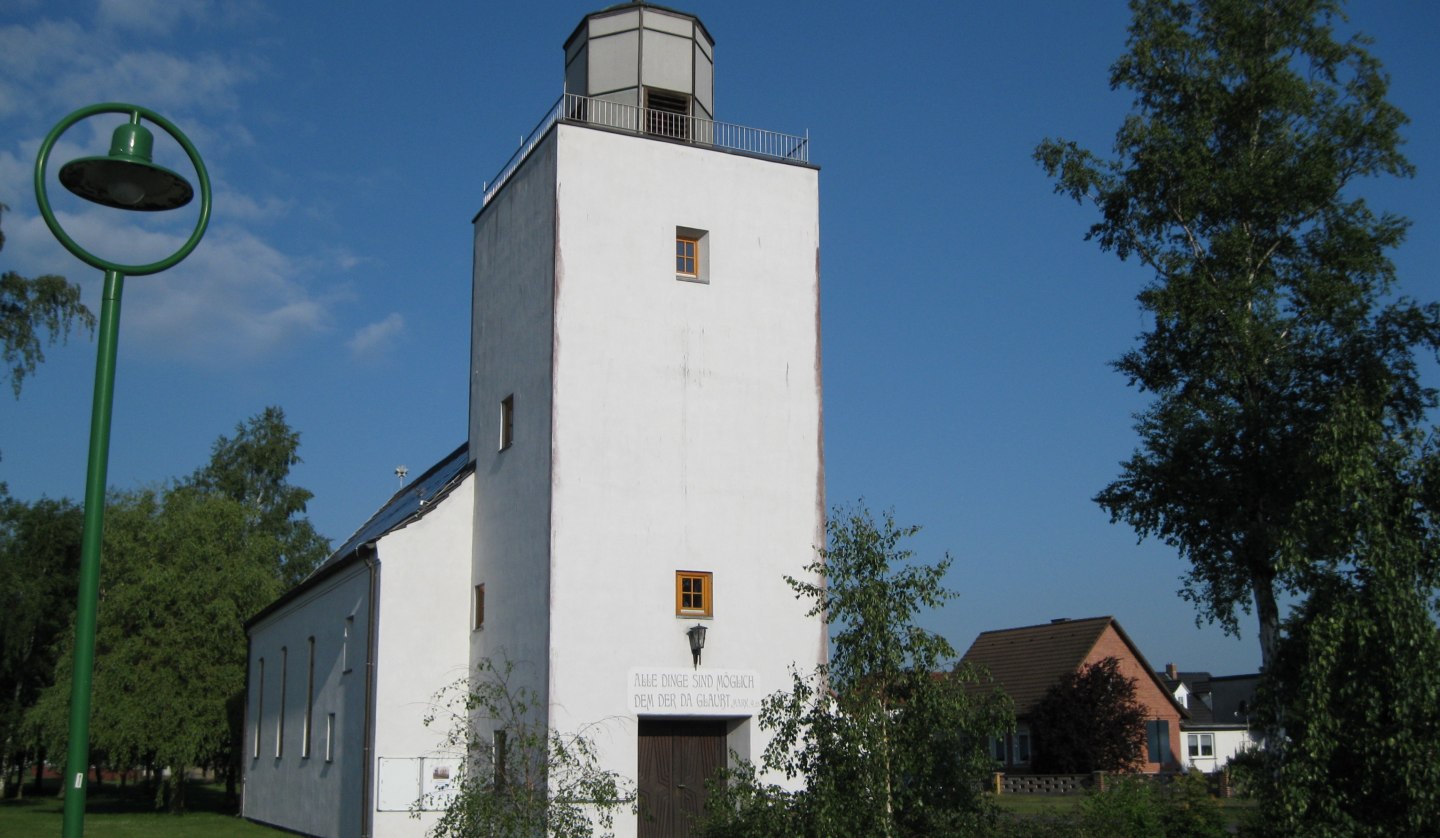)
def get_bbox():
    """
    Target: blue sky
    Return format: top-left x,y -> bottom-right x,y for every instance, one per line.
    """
2,0 -> 1437,677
